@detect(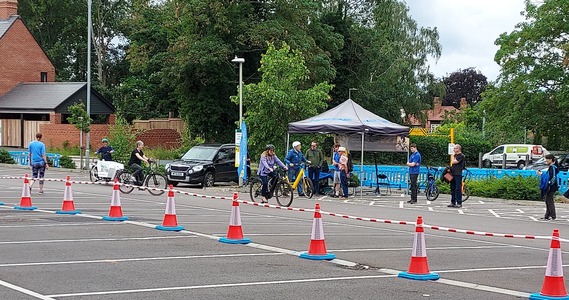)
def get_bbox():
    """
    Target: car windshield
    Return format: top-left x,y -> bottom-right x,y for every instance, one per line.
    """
181,147 -> 217,161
